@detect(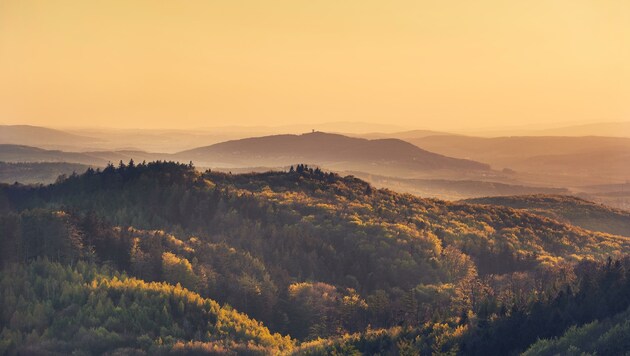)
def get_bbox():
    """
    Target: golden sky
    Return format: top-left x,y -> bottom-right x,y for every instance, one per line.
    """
0,0 -> 628,130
